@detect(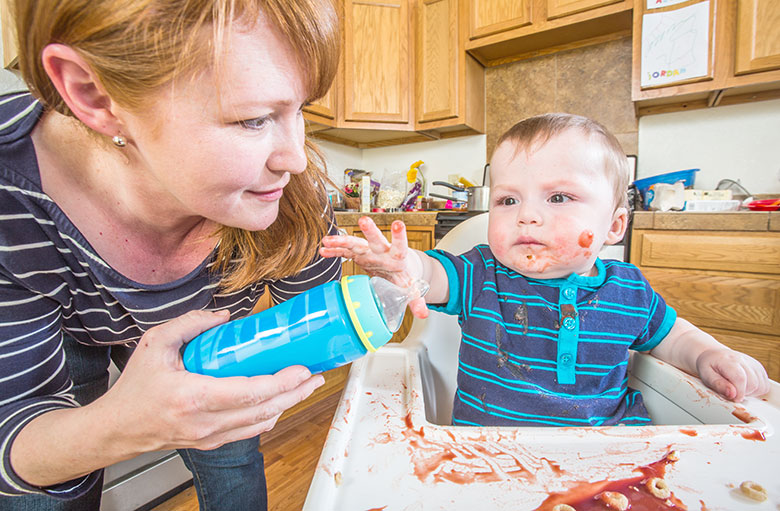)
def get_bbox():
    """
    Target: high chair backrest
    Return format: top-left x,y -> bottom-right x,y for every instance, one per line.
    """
403,212 -> 489,424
